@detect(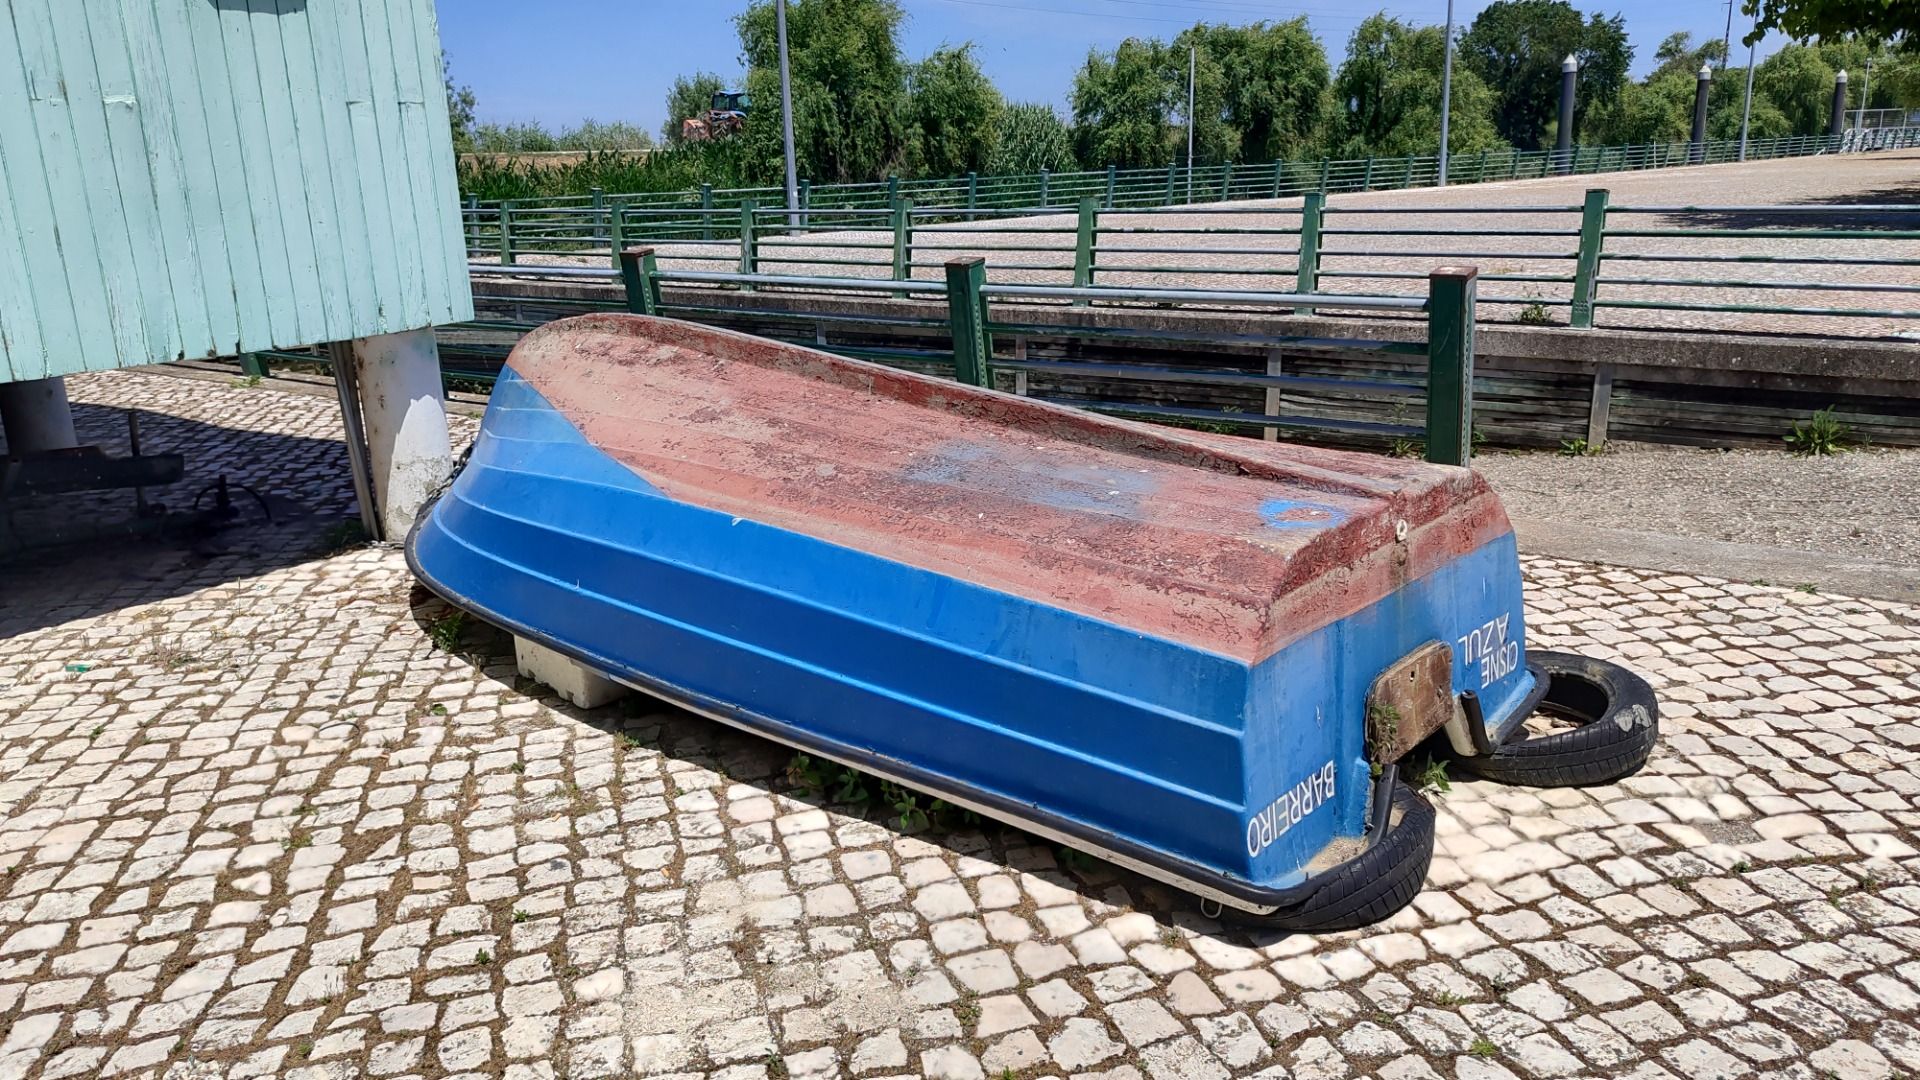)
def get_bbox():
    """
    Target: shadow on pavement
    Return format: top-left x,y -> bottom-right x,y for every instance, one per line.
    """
0,398 -> 364,638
